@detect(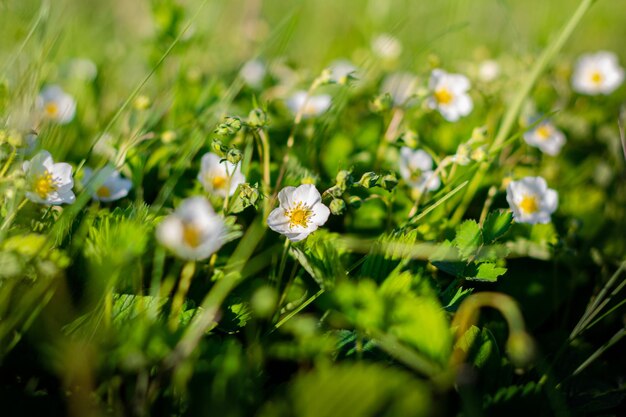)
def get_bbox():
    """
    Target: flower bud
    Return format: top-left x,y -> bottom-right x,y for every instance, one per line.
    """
133,95 -> 151,110
214,117 -> 242,136
347,195 -> 362,209
371,93 -> 393,113
226,148 -> 243,165
335,170 -> 353,190
379,173 -> 398,190
247,108 -> 269,128
358,172 -> 379,188
329,198 -> 346,215
471,146 -> 486,162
